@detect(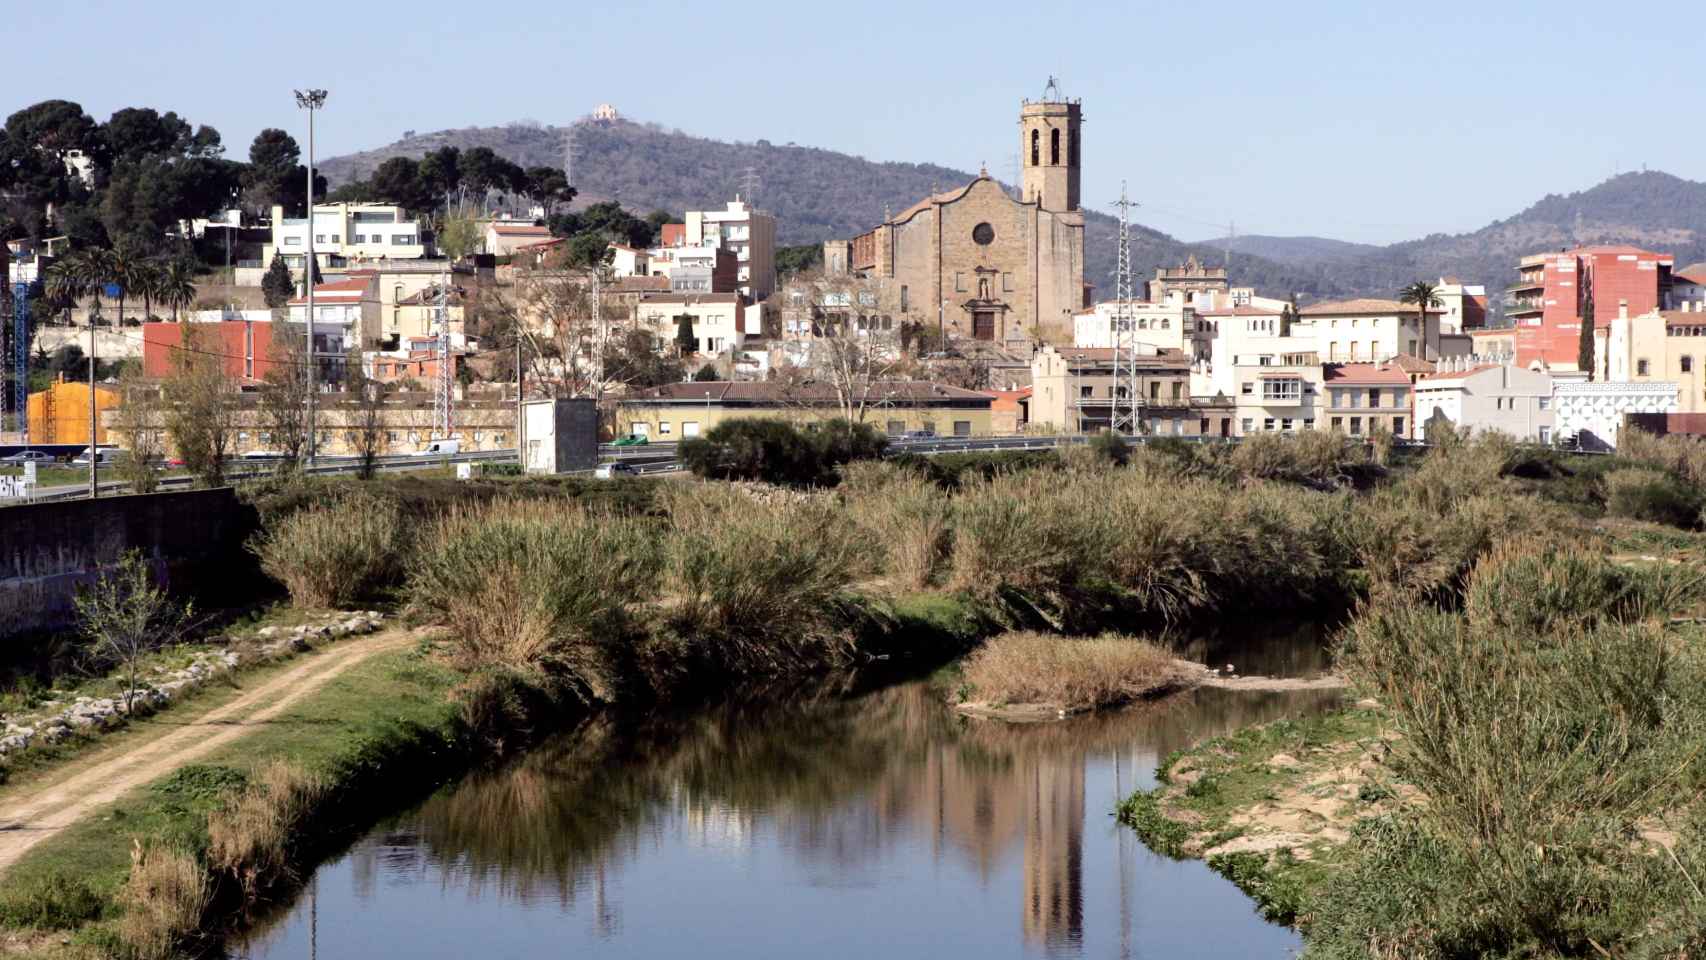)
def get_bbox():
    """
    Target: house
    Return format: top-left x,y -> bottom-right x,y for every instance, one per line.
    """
647,244 -> 738,293
616,381 -> 995,440
345,263 -> 479,345
633,293 -> 762,363
1553,380 -> 1678,451
1029,345 -> 1228,437
982,387 -> 1032,434
1071,301 -> 1203,357
485,223 -> 553,257
1297,298 -> 1443,363
1412,360 -> 1555,442
363,335 -> 470,385
1605,301 -> 1706,414
607,244 -> 651,278
1321,363 -> 1413,438
681,199 -> 777,299
260,203 -> 426,277
1434,277 -> 1488,335
287,277 -> 383,380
